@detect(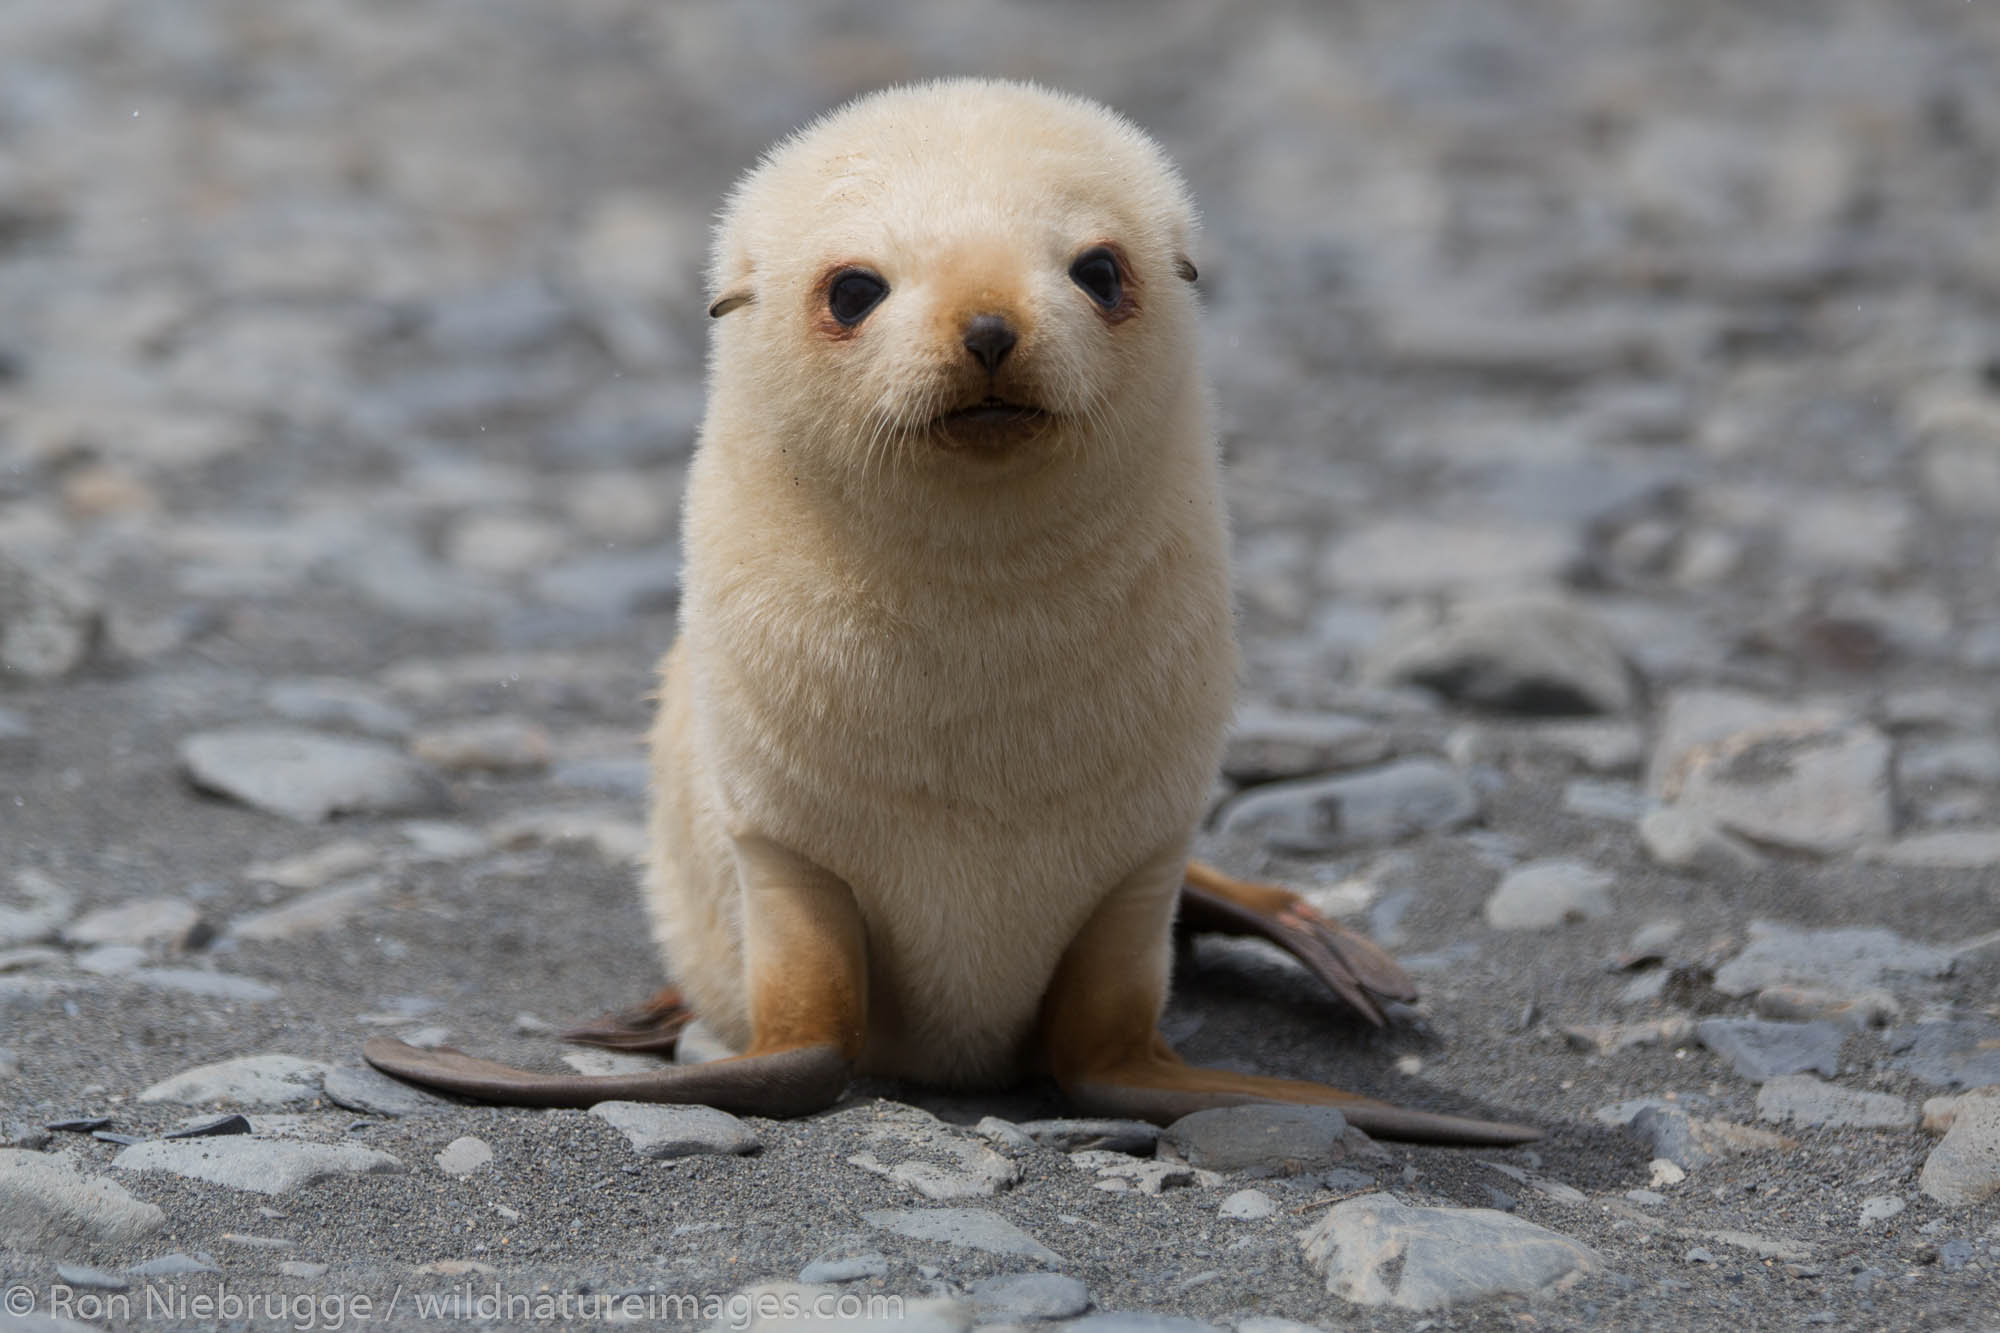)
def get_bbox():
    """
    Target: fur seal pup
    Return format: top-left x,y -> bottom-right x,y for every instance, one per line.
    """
367,80 -> 1538,1145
